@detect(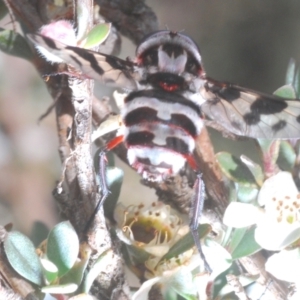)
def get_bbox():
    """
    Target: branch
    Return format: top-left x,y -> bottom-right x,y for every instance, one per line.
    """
4,0 -> 131,298
95,0 -> 159,44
